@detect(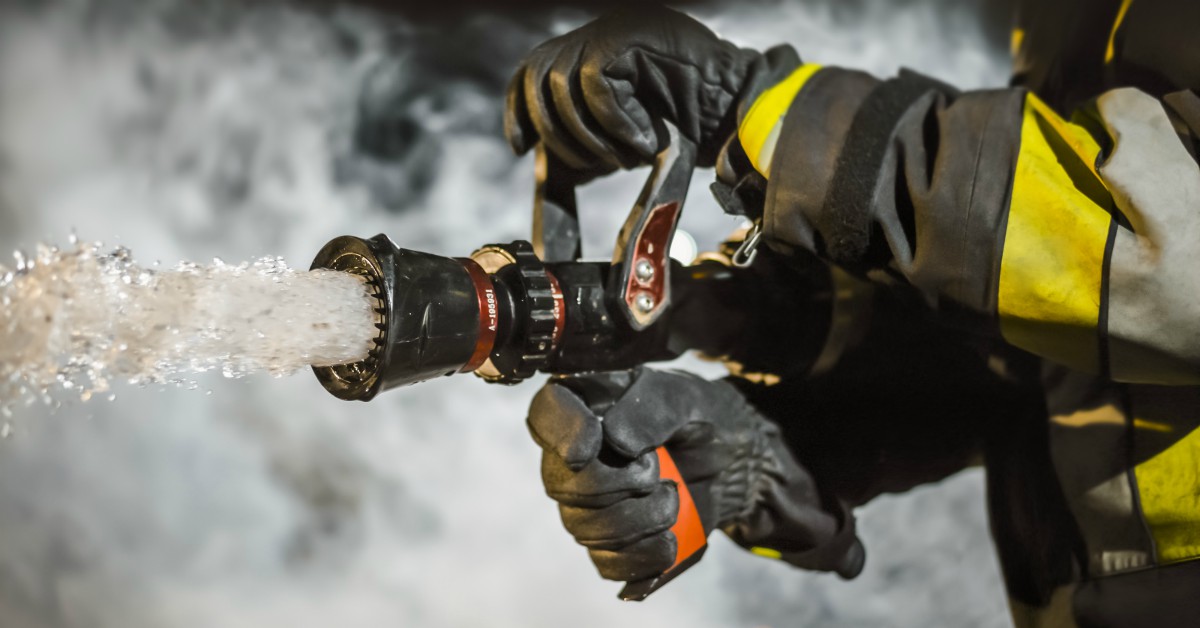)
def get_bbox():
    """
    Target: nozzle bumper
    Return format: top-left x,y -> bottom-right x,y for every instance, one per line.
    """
311,234 -> 484,400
